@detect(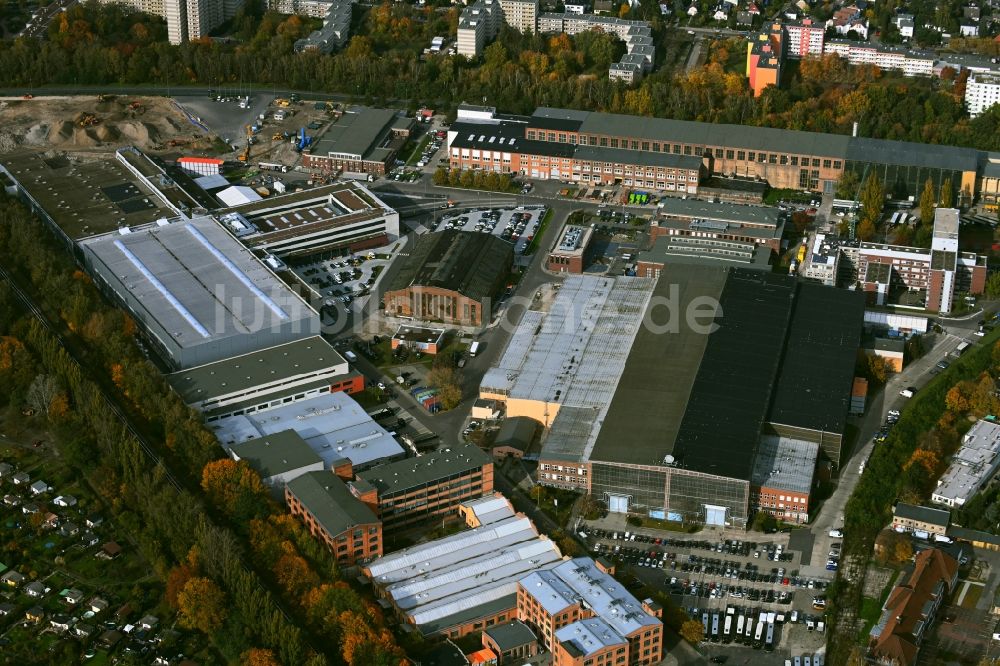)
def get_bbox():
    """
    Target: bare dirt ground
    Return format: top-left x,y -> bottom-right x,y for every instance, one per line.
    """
0,95 -> 219,154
